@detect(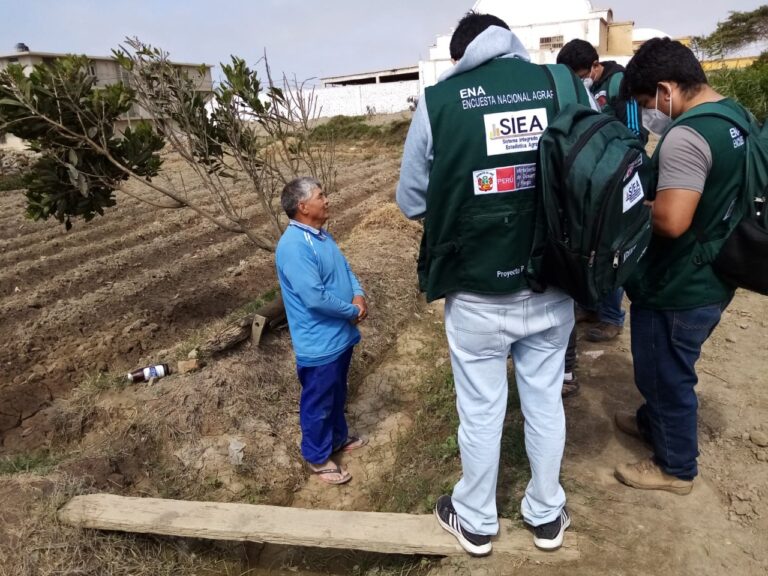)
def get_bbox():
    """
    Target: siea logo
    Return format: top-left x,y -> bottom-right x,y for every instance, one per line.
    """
622,172 -> 644,213
484,108 -> 548,156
